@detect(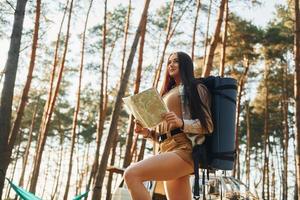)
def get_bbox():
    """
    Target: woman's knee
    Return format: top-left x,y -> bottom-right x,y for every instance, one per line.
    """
124,165 -> 140,186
